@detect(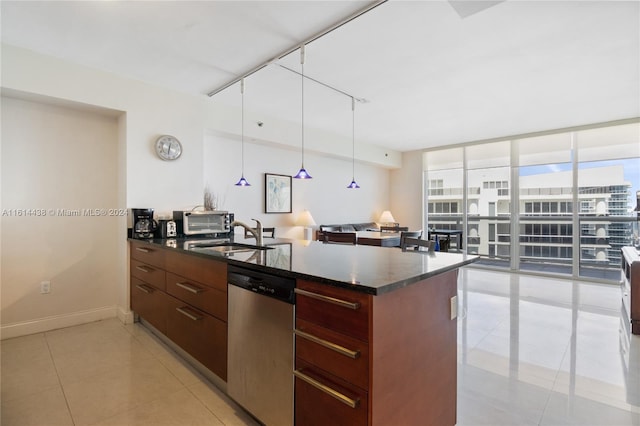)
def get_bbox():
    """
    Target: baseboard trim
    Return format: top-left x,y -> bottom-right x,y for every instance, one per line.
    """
1,306 -> 119,340
117,306 -> 135,325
